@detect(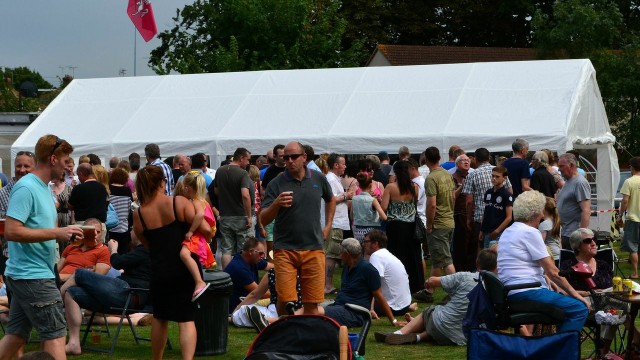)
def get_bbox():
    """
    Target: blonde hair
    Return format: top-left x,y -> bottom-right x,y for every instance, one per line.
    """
248,165 -> 260,182
175,170 -> 206,201
92,165 -> 110,194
